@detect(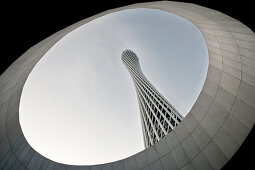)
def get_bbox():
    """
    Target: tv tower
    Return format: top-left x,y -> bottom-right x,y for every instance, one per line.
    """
122,50 -> 183,148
